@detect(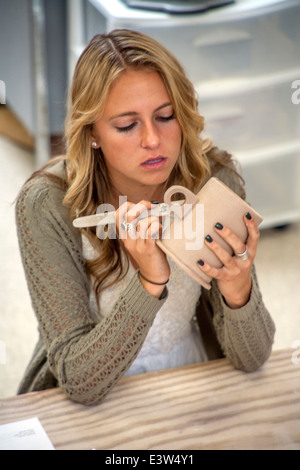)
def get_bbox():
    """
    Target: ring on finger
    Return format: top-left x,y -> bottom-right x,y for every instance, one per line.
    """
234,247 -> 249,261
121,221 -> 136,232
